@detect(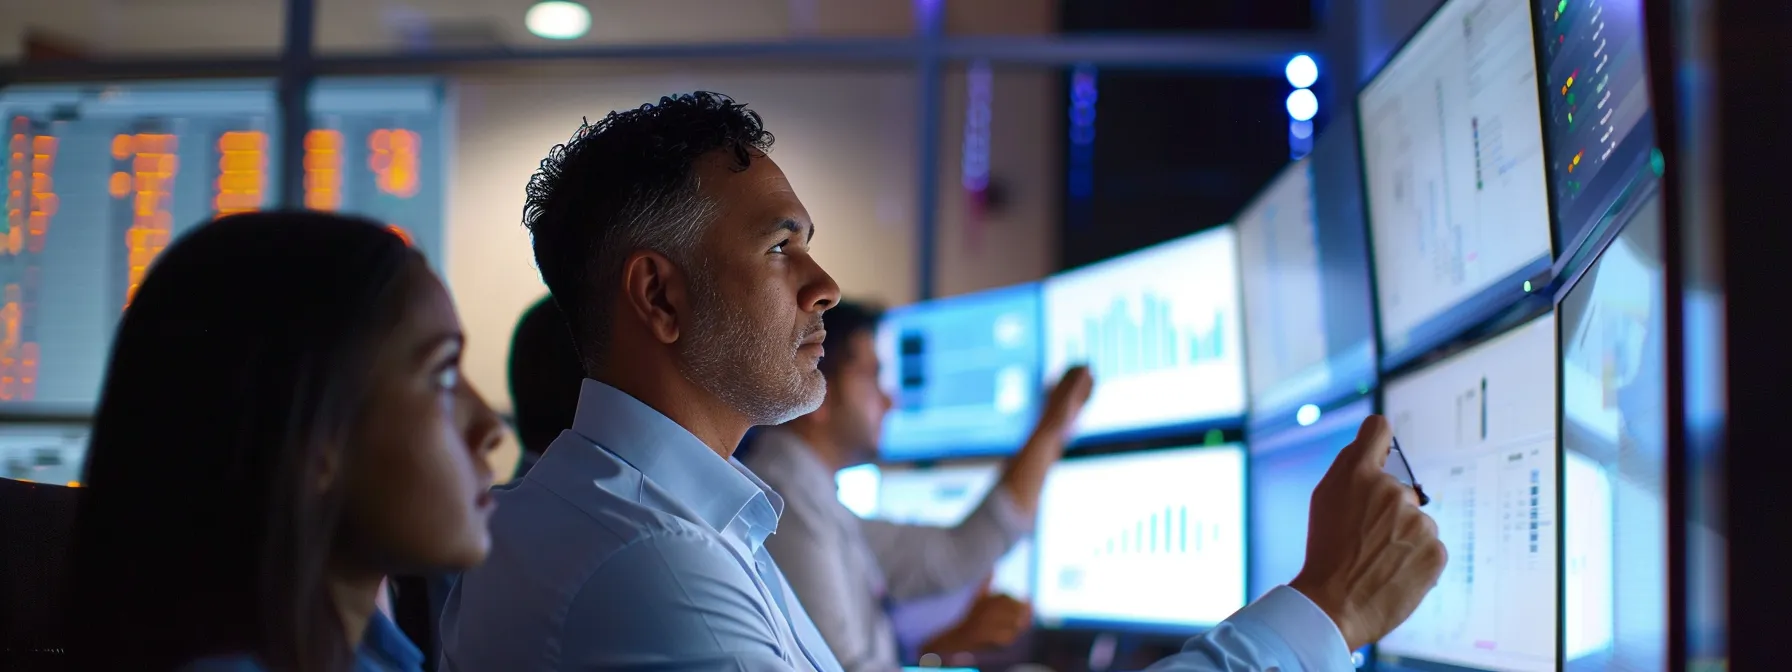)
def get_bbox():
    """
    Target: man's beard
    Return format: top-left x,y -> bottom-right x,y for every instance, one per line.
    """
679,274 -> 827,426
